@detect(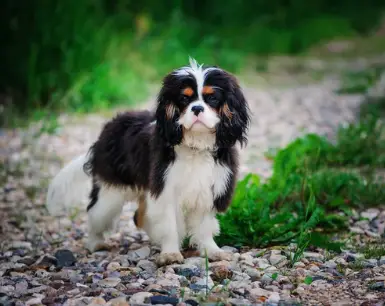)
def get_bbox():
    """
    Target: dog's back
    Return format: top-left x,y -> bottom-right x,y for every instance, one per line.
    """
84,110 -> 155,190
